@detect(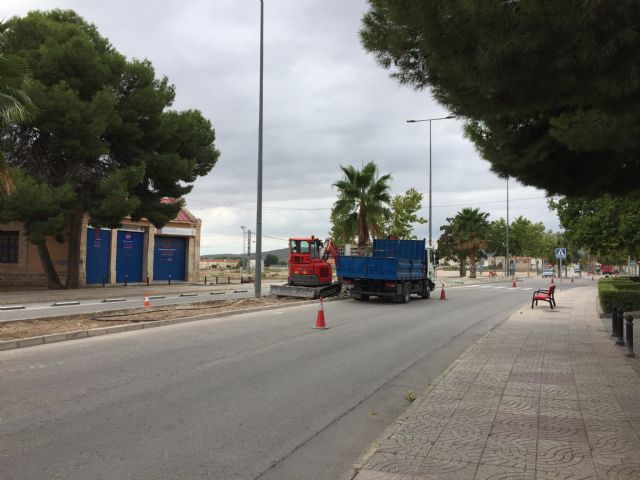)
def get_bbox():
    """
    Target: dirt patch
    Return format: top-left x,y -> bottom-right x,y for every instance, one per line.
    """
0,297 -> 306,341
